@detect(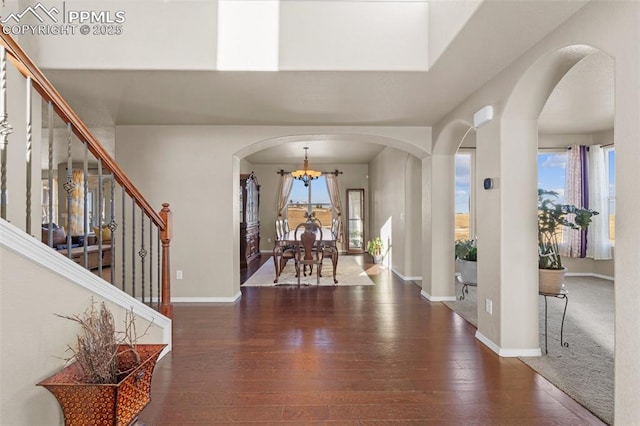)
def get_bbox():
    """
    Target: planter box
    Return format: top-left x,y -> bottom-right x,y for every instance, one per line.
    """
37,344 -> 165,426
456,259 -> 477,284
539,268 -> 566,294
